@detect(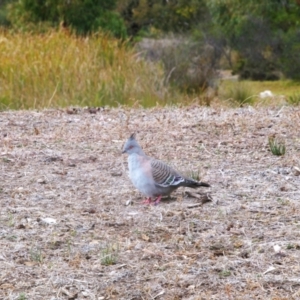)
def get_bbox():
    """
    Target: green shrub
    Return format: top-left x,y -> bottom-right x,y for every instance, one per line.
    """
7,0 -> 127,38
281,29 -> 300,80
137,36 -> 220,94
268,137 -> 286,156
